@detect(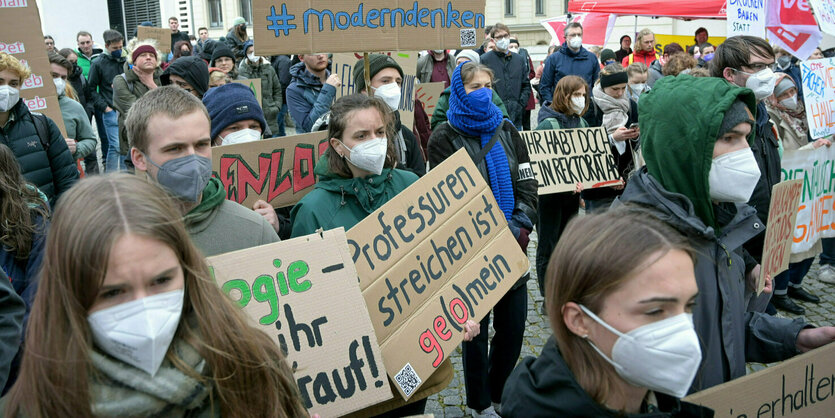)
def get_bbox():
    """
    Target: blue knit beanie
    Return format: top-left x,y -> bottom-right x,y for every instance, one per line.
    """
242,40 -> 254,55
202,83 -> 267,140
